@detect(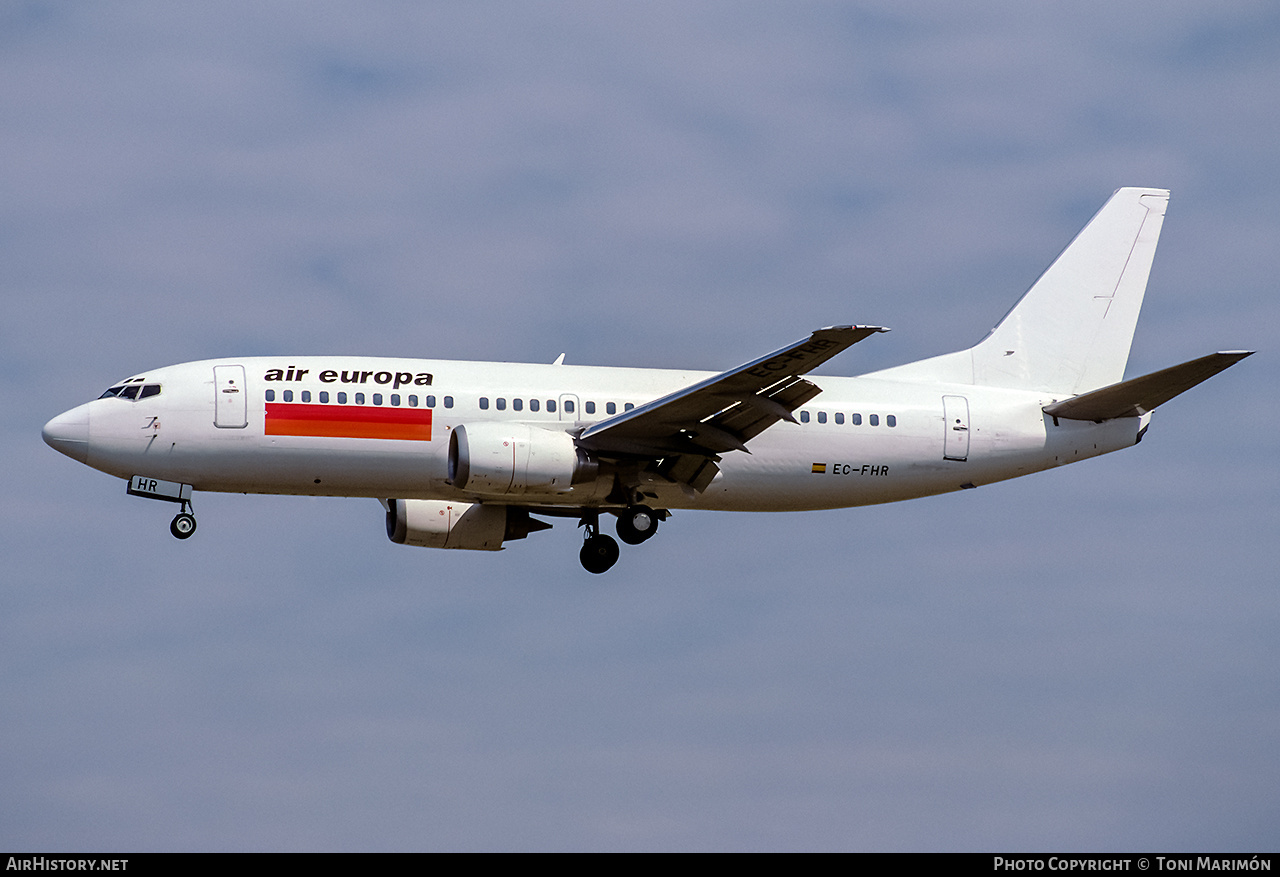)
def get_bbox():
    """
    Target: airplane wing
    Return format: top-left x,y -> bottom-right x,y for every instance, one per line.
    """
1042,350 -> 1253,422
576,326 -> 887,488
